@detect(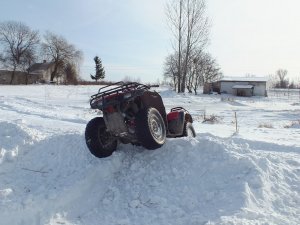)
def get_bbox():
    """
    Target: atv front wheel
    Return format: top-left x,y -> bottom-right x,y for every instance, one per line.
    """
85,117 -> 117,158
136,107 -> 166,150
183,122 -> 196,137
